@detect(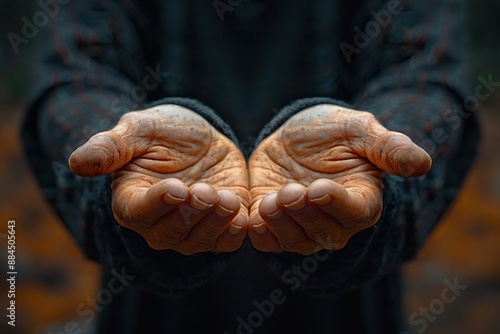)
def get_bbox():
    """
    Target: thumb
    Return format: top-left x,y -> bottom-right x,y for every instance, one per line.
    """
365,124 -> 432,177
68,122 -> 136,177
